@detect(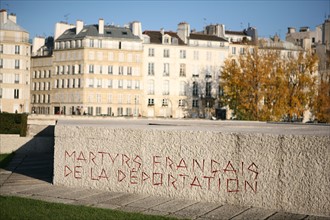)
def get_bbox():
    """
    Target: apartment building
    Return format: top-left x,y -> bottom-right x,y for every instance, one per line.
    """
0,9 -> 31,113
142,22 -> 229,118
32,19 -> 143,116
